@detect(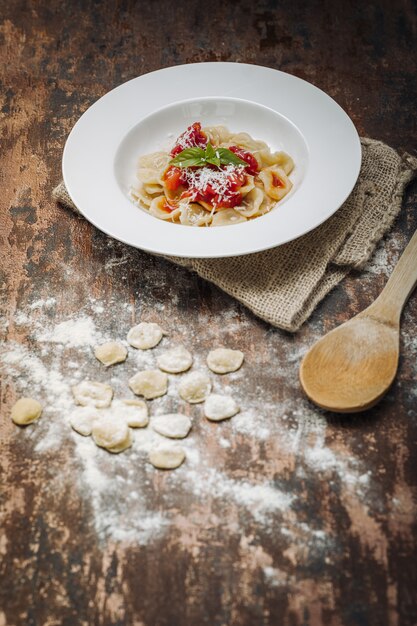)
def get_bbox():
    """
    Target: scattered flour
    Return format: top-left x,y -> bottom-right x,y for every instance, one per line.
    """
263,566 -> 287,587
90,302 -> 105,314
180,467 -> 294,525
74,437 -> 170,544
232,410 -> 271,440
14,311 -> 31,325
29,297 -> 56,310
36,315 -> 104,347
1,296 -> 378,551
362,232 -> 405,279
